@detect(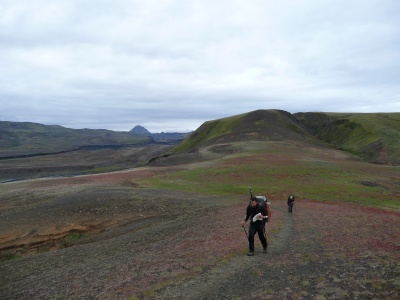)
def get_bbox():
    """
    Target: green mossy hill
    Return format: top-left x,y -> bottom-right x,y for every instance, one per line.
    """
0,121 -> 152,157
168,110 -> 399,165
169,109 -> 316,154
295,112 -> 400,165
